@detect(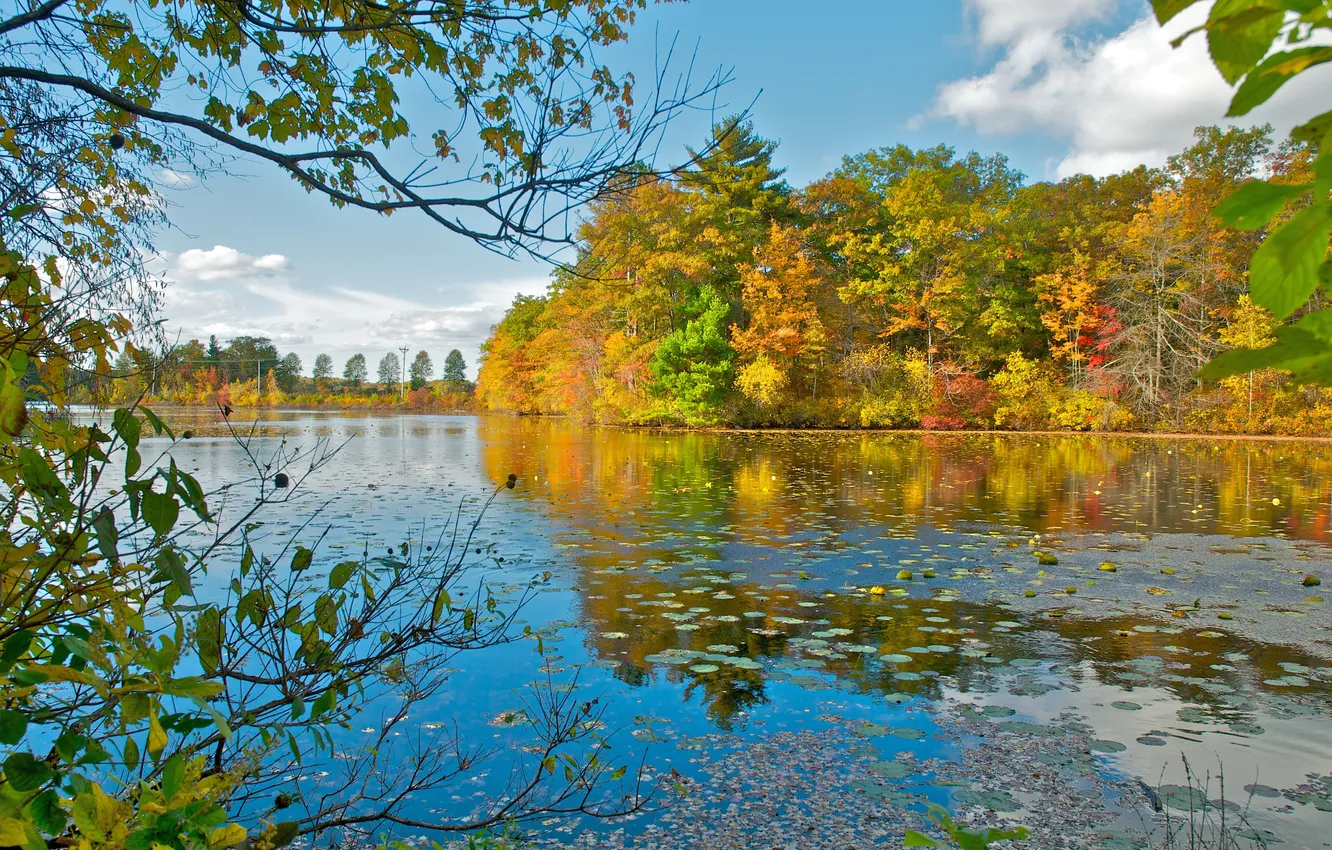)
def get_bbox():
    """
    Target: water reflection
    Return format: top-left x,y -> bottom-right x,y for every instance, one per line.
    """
123,410 -> 1332,846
